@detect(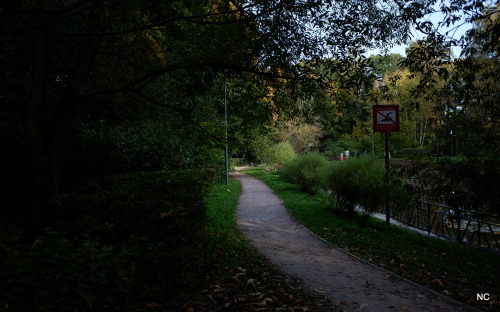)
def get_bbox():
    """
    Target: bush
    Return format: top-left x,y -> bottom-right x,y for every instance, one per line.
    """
1,232 -> 137,311
355,164 -> 387,217
261,142 -> 296,170
280,152 -> 329,194
321,157 -> 407,219
48,170 -> 209,244
230,157 -> 245,167
1,170 -> 211,311
66,119 -> 226,187
321,158 -> 368,215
